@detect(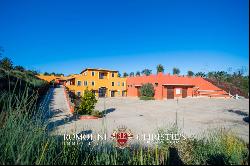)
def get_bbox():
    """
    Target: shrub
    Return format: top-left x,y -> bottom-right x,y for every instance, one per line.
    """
140,83 -> 155,100
91,110 -> 104,118
139,96 -> 155,100
76,88 -> 97,115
